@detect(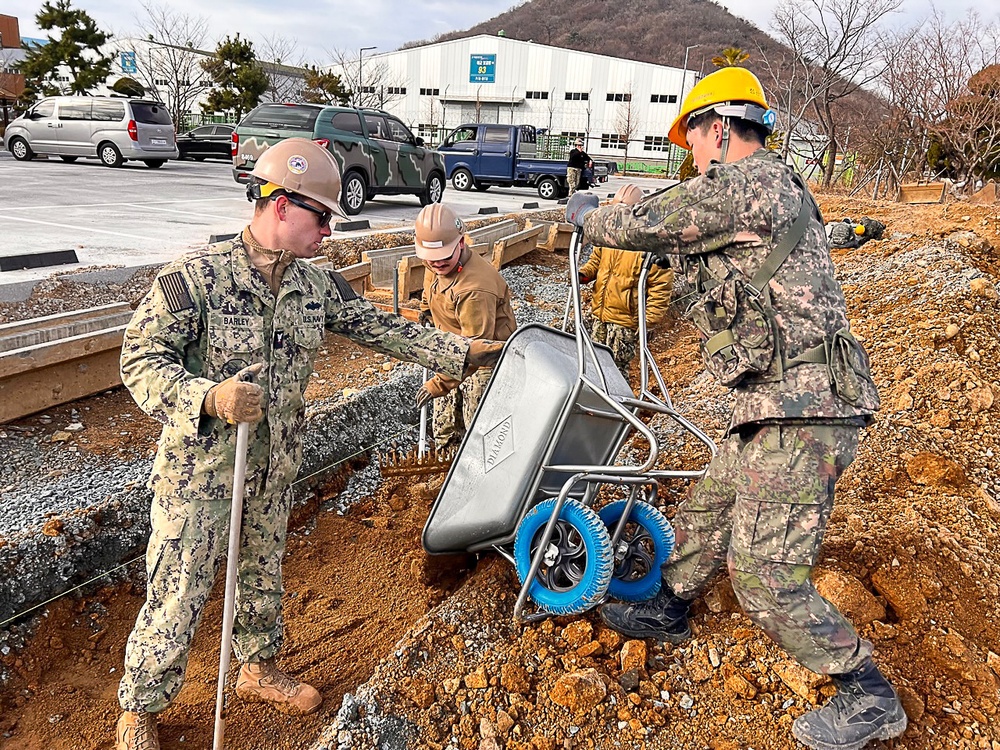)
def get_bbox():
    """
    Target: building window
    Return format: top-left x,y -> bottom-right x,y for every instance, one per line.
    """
564,91 -> 589,101
600,133 -> 626,149
606,93 -> 632,102
561,131 -> 585,141
651,94 -> 678,104
154,79 -> 170,86
419,87 -> 439,96
525,90 -> 548,100
418,123 -> 437,138
643,136 -> 671,151
361,85 -> 376,94
386,86 -> 406,95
